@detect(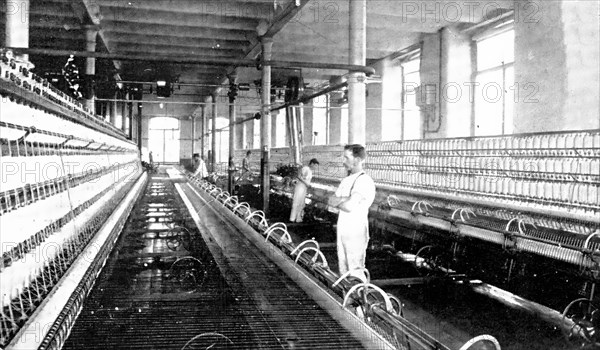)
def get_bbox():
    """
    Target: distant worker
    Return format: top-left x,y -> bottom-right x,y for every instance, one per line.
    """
192,153 -> 208,179
241,150 -> 252,181
327,144 -> 376,280
289,158 -> 319,223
